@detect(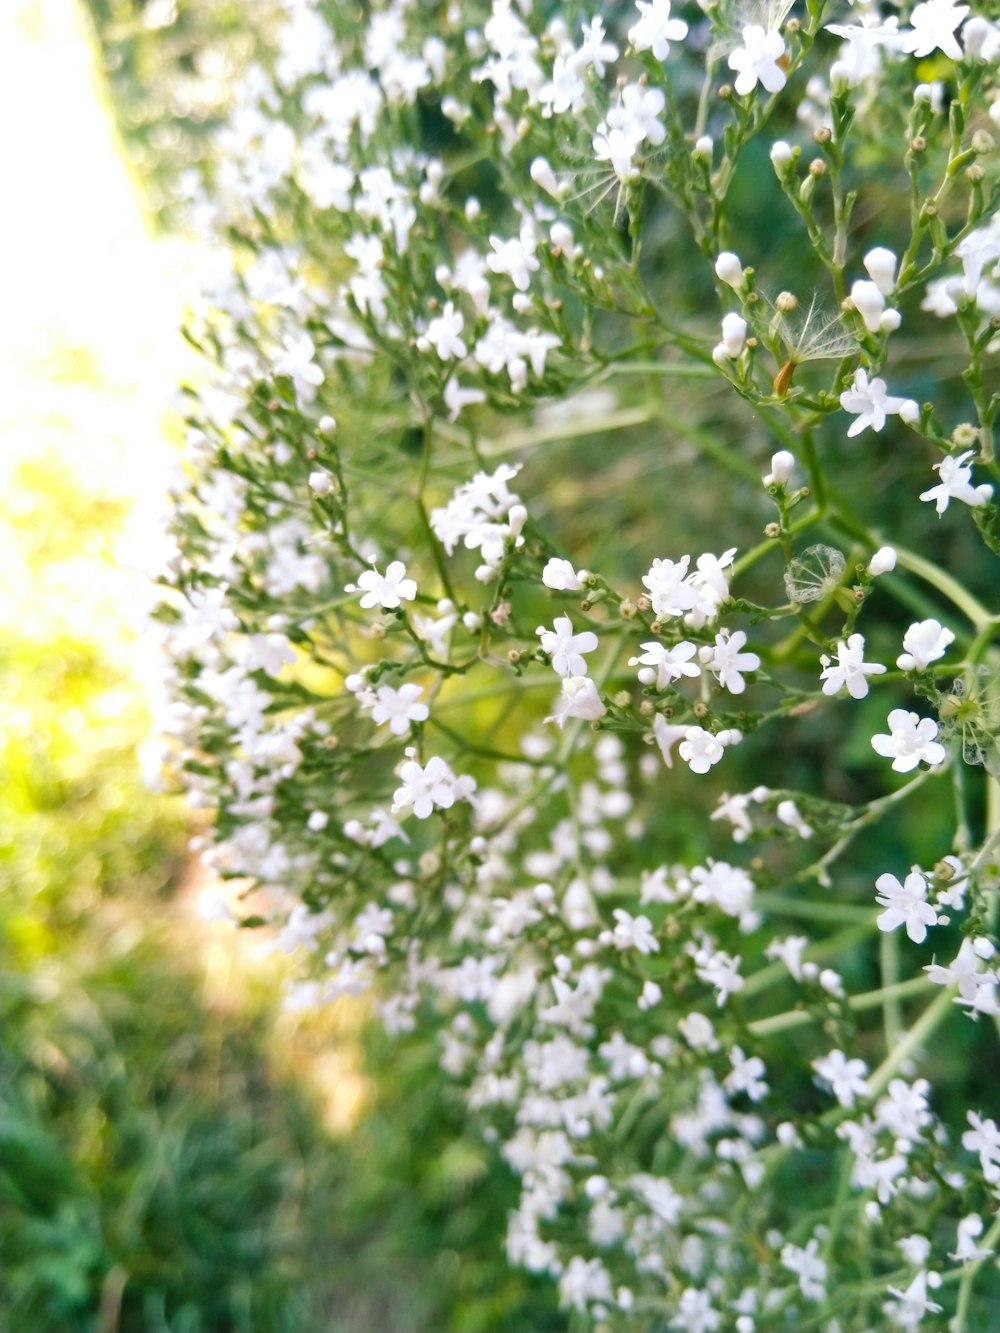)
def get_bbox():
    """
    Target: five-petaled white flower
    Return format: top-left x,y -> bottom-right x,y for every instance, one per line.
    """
699,628 -> 761,694
901,0 -> 969,60
612,908 -> 660,954
812,1049 -> 871,1108
629,639 -> 700,689
897,618 -> 955,671
875,869 -> 938,943
349,560 -> 418,609
819,634 -> 886,699
537,615 -> 599,677
391,752 -> 474,819
424,301 -> 467,360
728,25 -> 787,97
871,709 -> 947,771
629,0 -> 688,60
679,726 -> 742,774
839,368 -> 918,437
919,449 -> 993,514
371,683 -> 430,735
